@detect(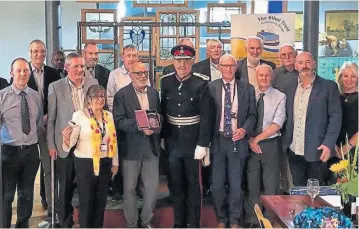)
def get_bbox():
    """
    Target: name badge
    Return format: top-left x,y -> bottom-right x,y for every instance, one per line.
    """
100,144 -> 108,152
